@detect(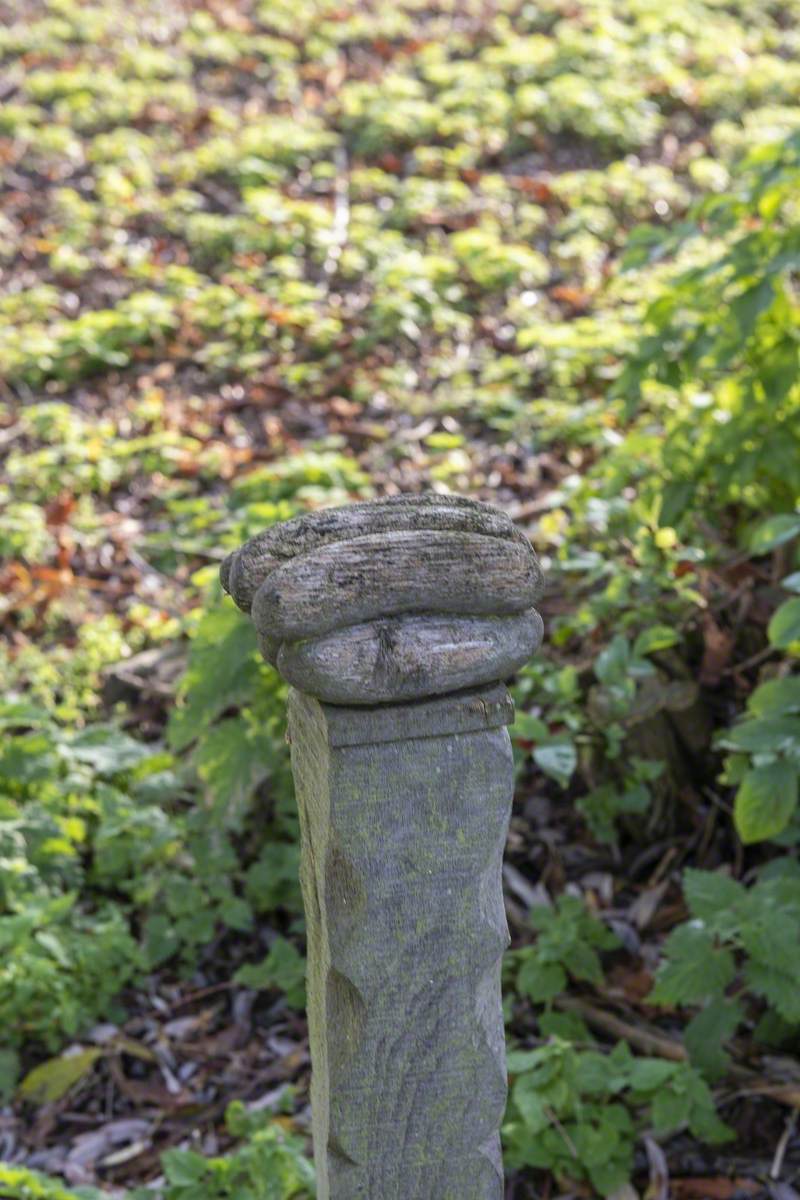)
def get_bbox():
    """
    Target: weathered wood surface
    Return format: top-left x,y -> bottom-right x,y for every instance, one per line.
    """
221,493 -> 530,614
288,685 -> 513,1200
251,530 -> 542,643
278,609 -> 544,705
